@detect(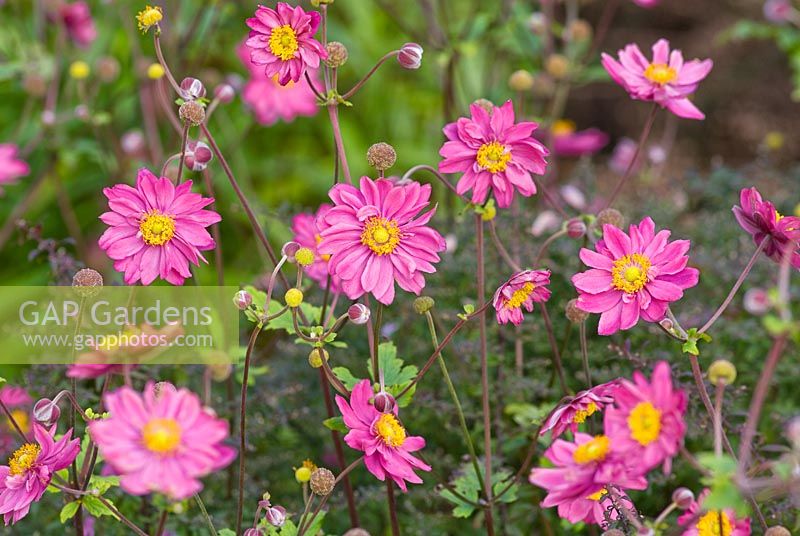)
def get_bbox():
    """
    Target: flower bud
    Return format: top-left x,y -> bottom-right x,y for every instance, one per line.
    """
348,304 -> 370,325
69,61 -> 90,80
214,83 -> 235,104
566,19 -> 592,42
325,41 -> 348,68
545,54 -> 570,79
208,363 -> 232,382
41,110 -> 57,127
671,487 -> 695,510
765,528 -> 791,536
147,63 -> 165,80
282,241 -> 301,259
121,130 -> 145,156
481,203 -> 497,221
295,466 -> 312,483
295,247 -> 315,267
372,390 -> 396,414
184,140 -> 213,171
659,318 -> 674,332
786,416 -> 800,447
566,218 -> 587,239
244,527 -> 263,536
33,398 -> 61,427
531,210 -> 560,236
180,77 -> 206,100
154,381 -> 177,399
743,287 -> 770,316
74,105 -> 90,121
72,268 -> 103,297
596,208 -> 624,229
398,43 -> 423,69
565,299 -> 589,324
367,142 -> 397,171
284,288 -> 304,308
413,296 -> 435,314
179,100 -> 205,126
560,184 -> 587,210
532,74 -> 555,97
23,72 -> 47,97
264,505 -> 286,527
508,70 -> 534,92
96,57 -> 120,82
234,290 -> 252,310
708,360 -> 737,386
309,467 -> 335,495
308,348 -> 329,368
343,530 -> 372,536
